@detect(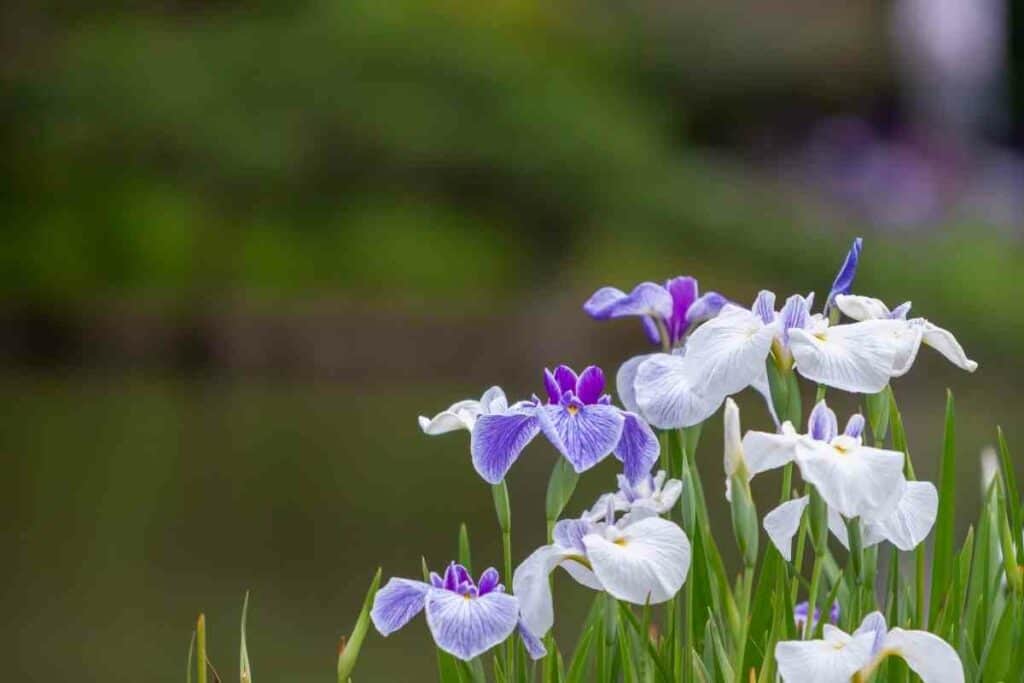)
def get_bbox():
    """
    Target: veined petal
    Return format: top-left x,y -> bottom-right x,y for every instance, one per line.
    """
796,439 -> 905,520
775,628 -> 875,683
920,321 -> 978,372
870,481 -> 938,551
517,620 -> 547,660
789,320 -> 901,393
583,517 -> 690,605
614,412 -> 660,484
512,545 -> 573,636
371,578 -> 431,636
666,276 -> 698,340
882,628 -> 964,683
575,366 -> 606,404
553,519 -> 596,555
538,403 -> 625,473
834,294 -> 891,321
808,400 -> 838,442
685,291 -> 728,326
854,611 -> 888,656
753,290 -> 777,324
480,386 -> 508,414
583,283 -> 673,320
424,588 -> 519,661
741,425 -> 800,479
763,496 -> 809,561
779,294 -> 812,341
553,366 -> 579,395
680,304 -> 776,398
827,237 -> 863,304
634,352 -> 722,429
561,556 -> 604,591
471,411 -> 541,484
616,354 -> 655,415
